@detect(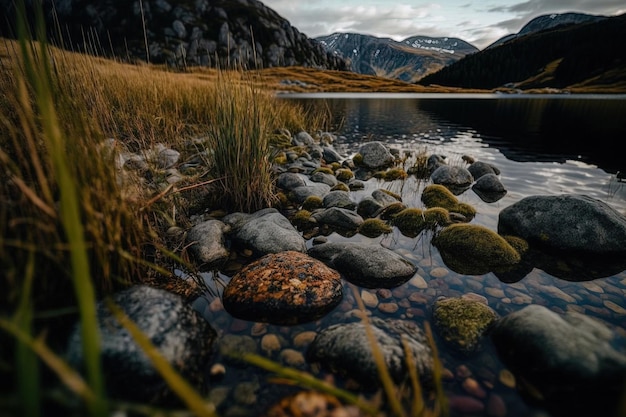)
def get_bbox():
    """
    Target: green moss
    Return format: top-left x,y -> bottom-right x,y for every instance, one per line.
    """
335,168 -> 354,182
377,201 -> 407,220
273,153 -> 288,165
352,153 -> 363,166
312,167 -> 334,175
391,208 -> 426,238
384,168 -> 408,181
423,207 -> 452,227
331,183 -> 350,192
502,235 -> 529,256
301,195 -> 323,211
421,184 -> 459,210
357,218 -> 393,238
432,297 -> 498,355
329,162 -> 342,171
291,209 -> 314,230
421,184 -> 476,221
432,224 -> 521,275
